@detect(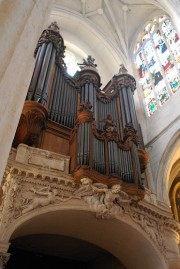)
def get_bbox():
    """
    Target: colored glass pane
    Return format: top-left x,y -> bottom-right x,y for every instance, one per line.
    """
169,75 -> 180,93
161,20 -> 180,67
146,98 -> 158,116
142,32 -> 150,42
135,16 -> 180,116
135,52 -> 148,78
155,84 -> 169,105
